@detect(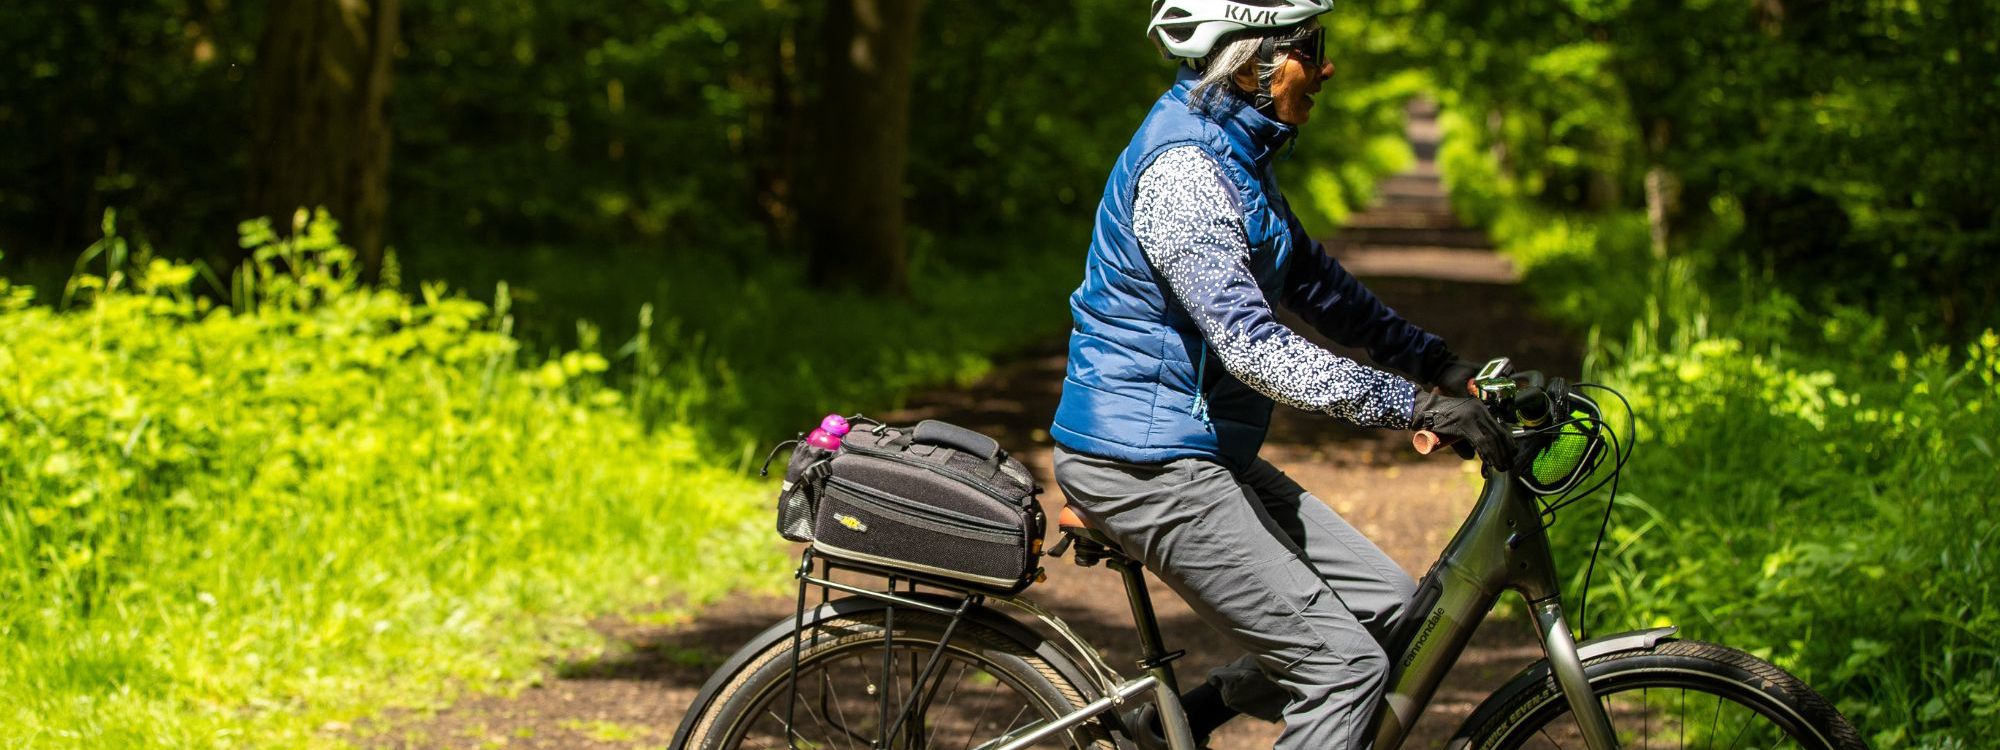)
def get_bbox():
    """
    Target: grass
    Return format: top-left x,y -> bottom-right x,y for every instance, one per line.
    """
1437,109 -> 2000,748
0,216 -> 783,747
